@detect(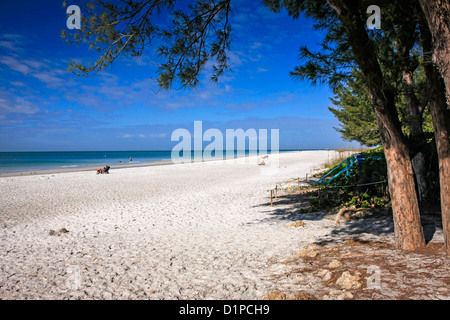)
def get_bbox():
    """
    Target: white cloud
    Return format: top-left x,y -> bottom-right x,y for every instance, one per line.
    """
0,54 -> 67,87
257,67 -> 268,72
0,56 -> 31,75
0,33 -> 26,52
23,59 -> 48,70
149,133 -> 167,138
227,51 -> 243,67
10,81 -> 26,87
0,91 -> 39,115
251,42 -> 262,49
121,133 -> 167,139
1,33 -> 26,41
0,41 -> 16,51
31,71 -> 65,86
